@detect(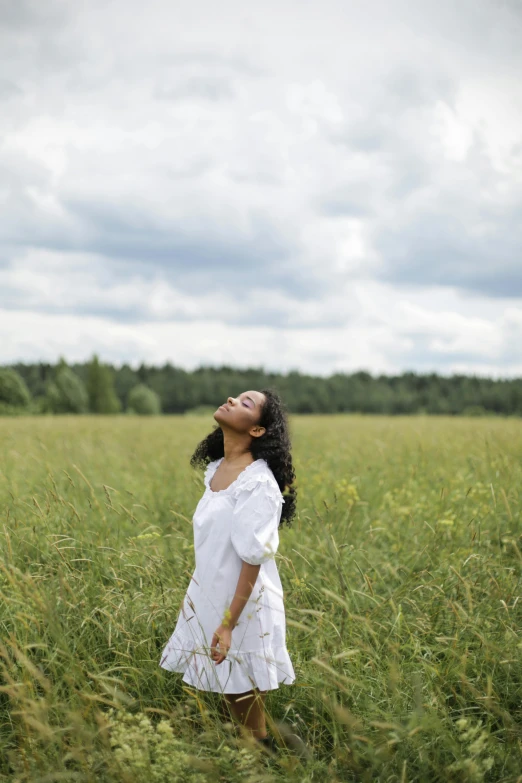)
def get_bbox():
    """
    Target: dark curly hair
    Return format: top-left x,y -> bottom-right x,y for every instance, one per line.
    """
190,387 -> 297,526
